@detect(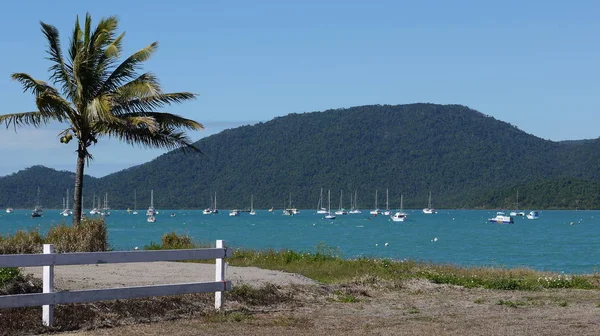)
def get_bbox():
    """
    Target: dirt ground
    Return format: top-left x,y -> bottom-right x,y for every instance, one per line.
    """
29,263 -> 600,336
